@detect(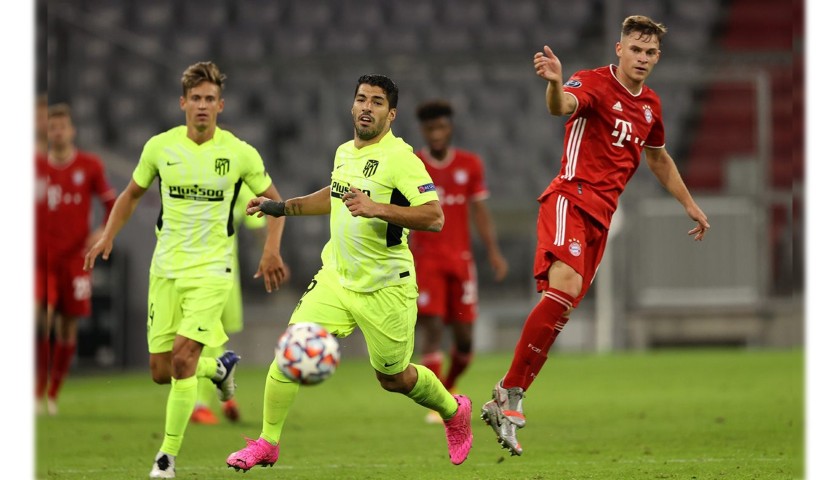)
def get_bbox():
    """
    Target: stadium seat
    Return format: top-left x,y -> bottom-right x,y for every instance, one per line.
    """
219,28 -> 269,63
